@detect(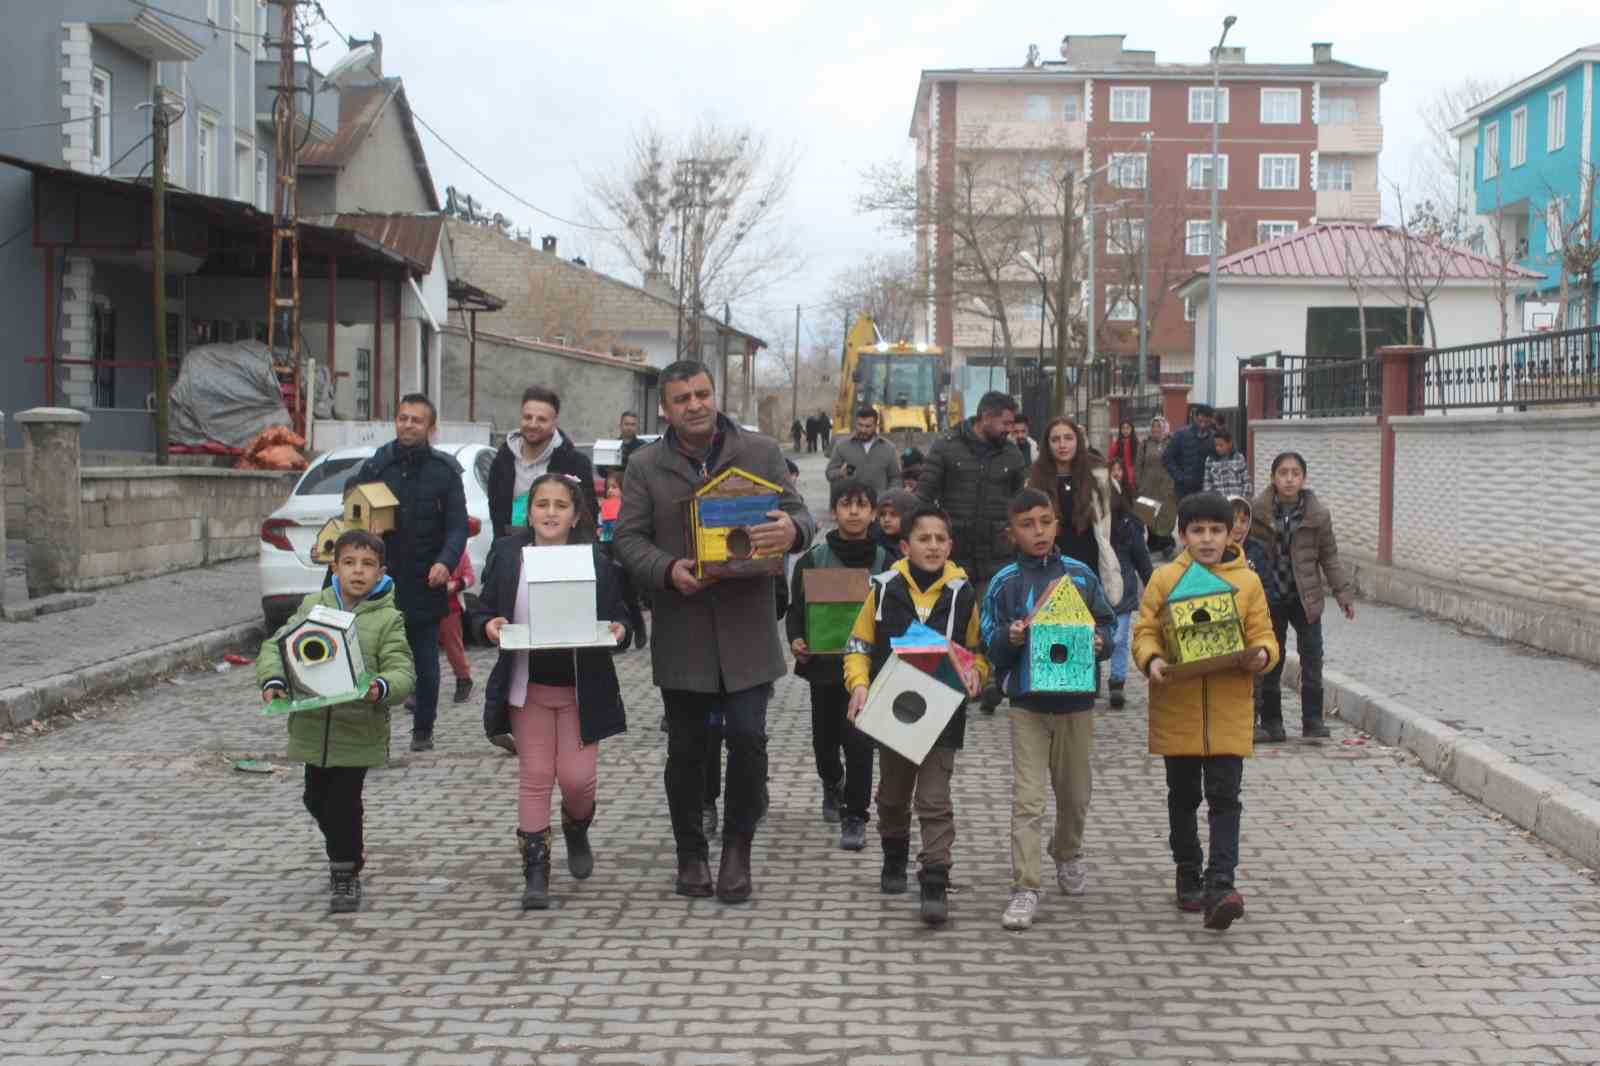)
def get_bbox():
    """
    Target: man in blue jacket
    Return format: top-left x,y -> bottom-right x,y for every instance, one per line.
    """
355,394 -> 469,752
1163,404 -> 1217,502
